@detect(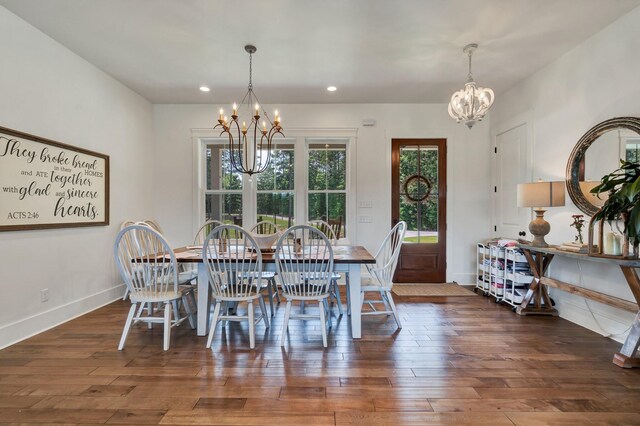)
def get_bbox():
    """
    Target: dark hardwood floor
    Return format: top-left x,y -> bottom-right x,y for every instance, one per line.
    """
1,290 -> 640,425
